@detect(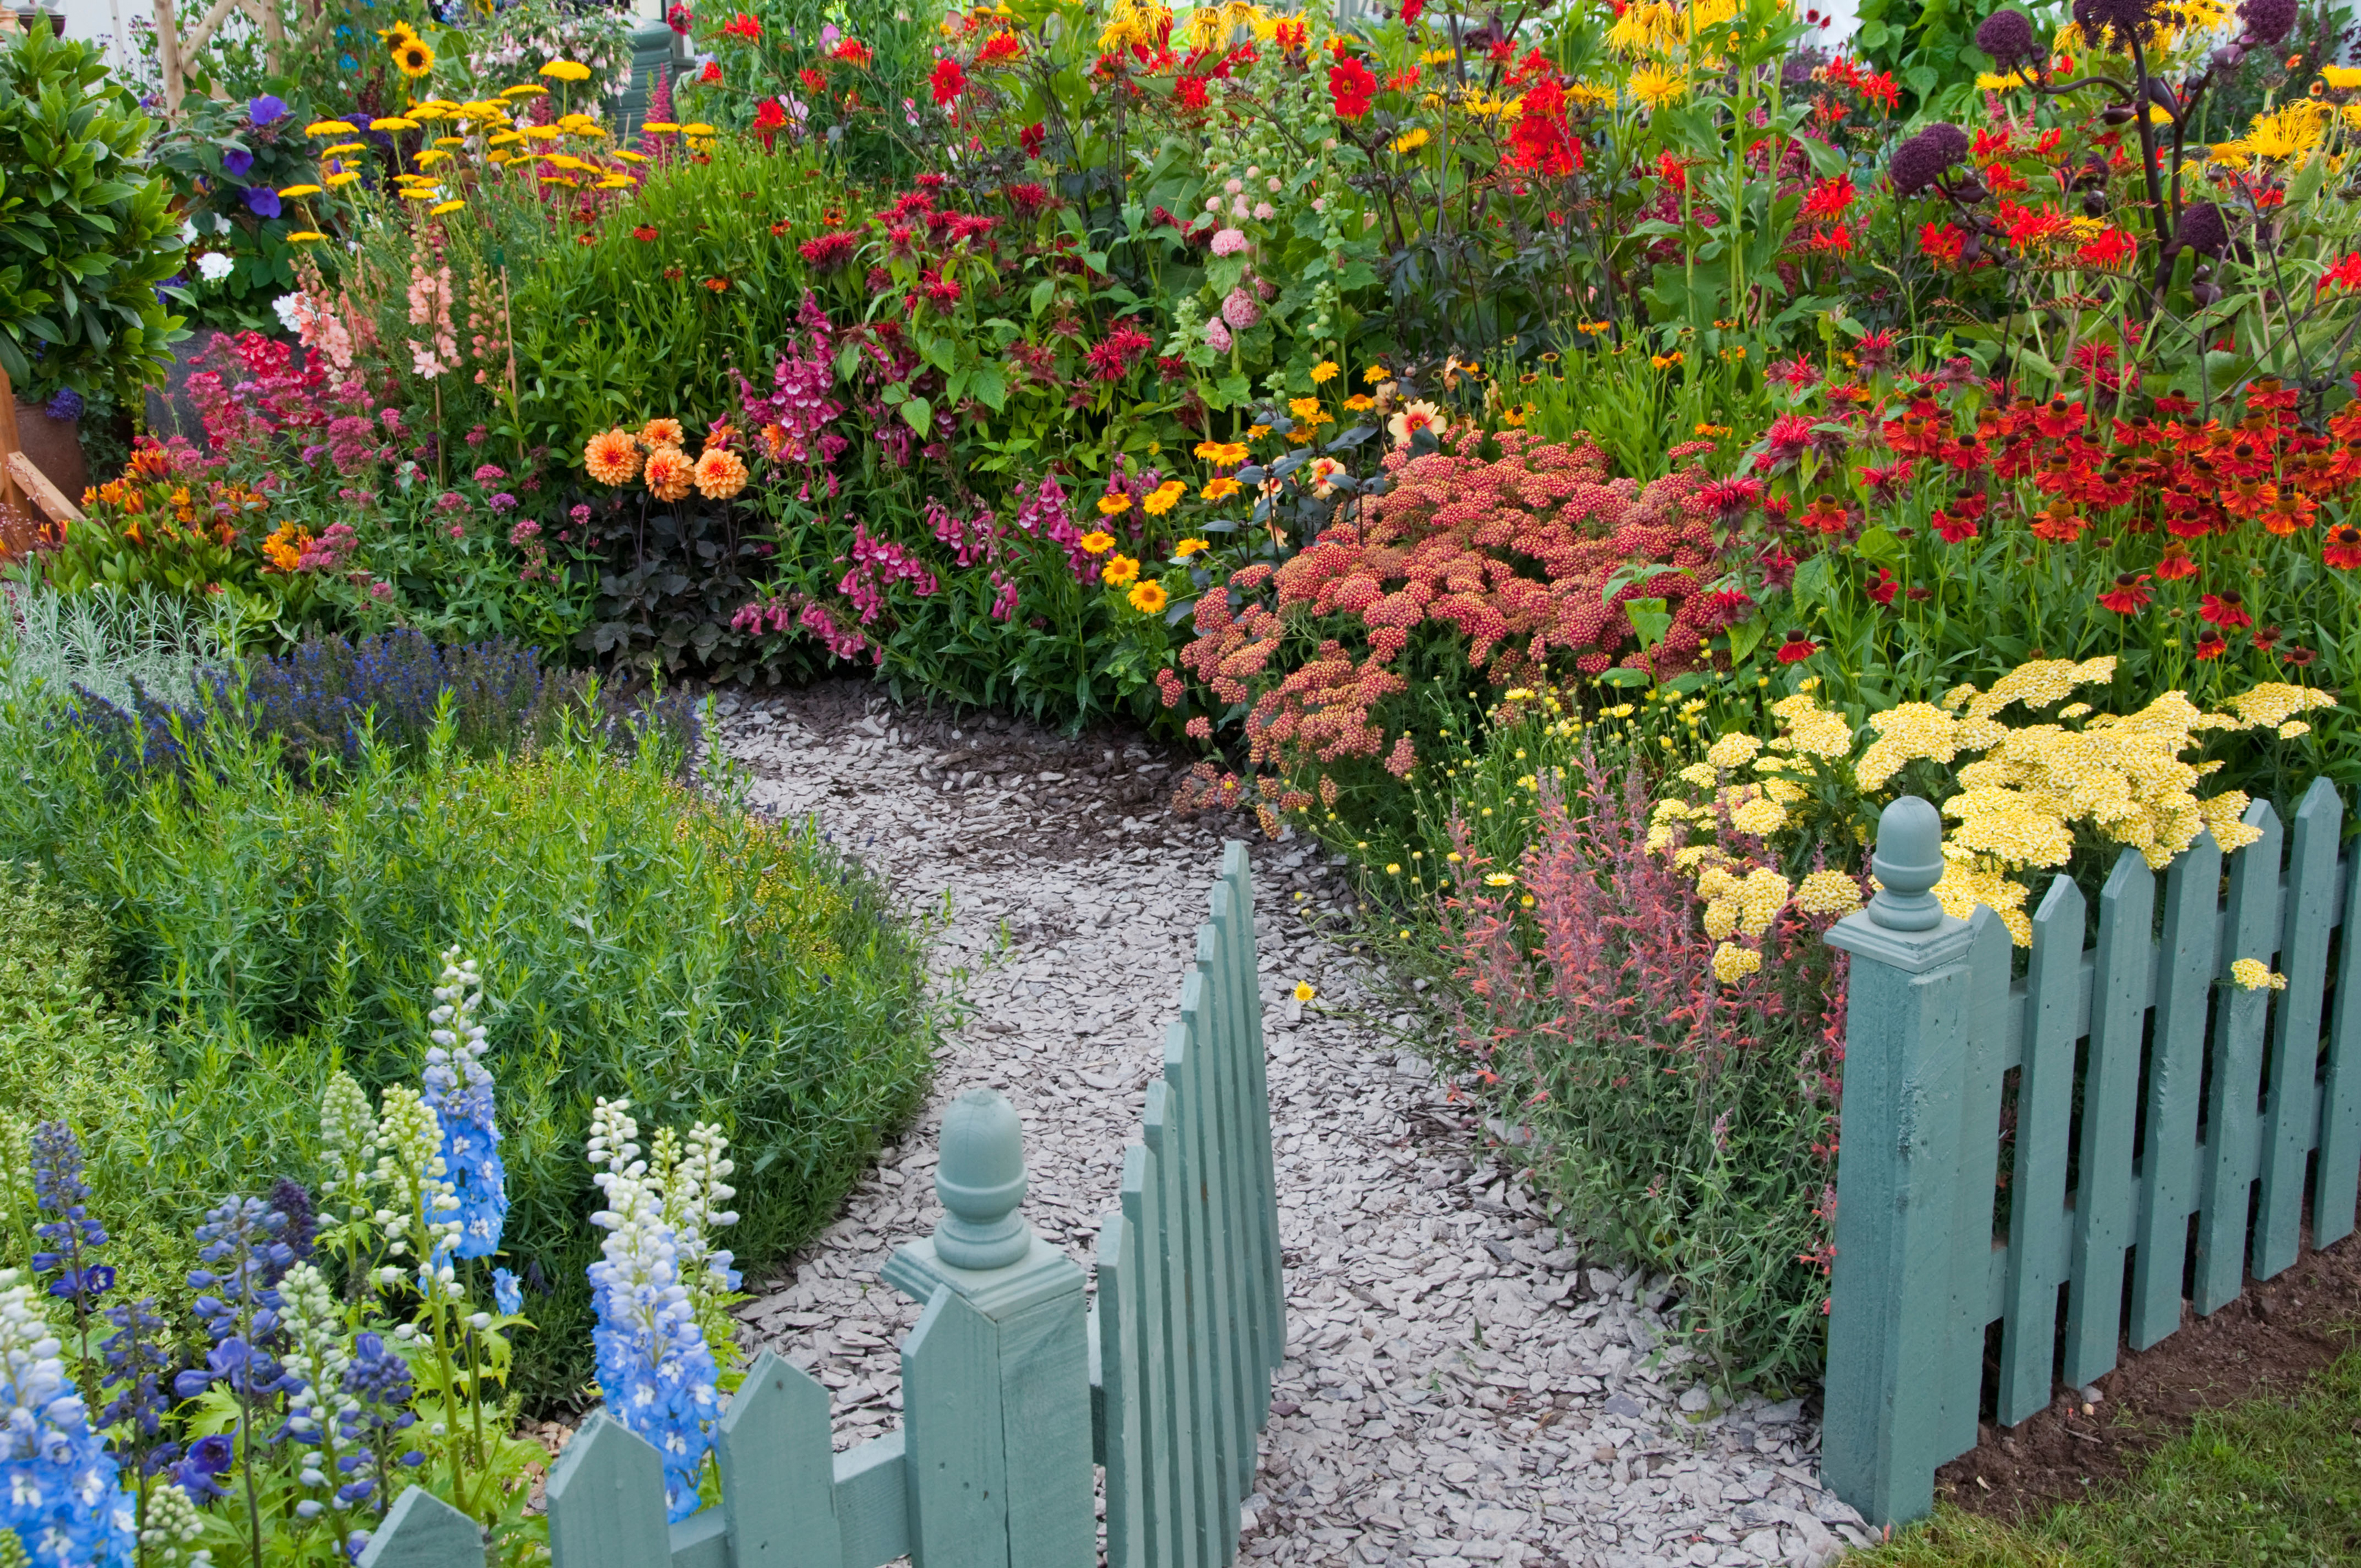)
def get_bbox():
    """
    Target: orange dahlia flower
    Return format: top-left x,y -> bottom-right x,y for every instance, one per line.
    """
584,429 -> 642,485
641,417 -> 686,449
693,448 -> 750,500
644,445 -> 695,502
